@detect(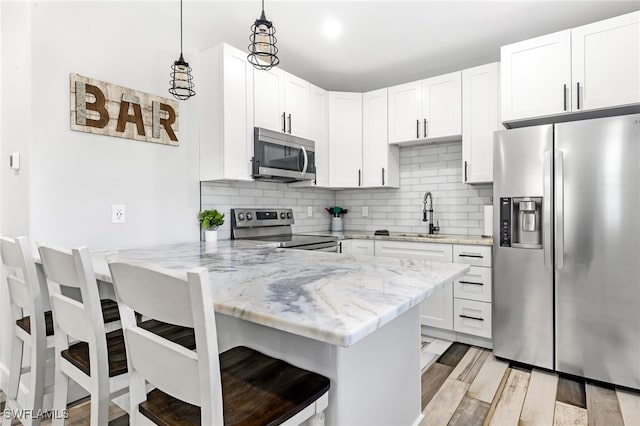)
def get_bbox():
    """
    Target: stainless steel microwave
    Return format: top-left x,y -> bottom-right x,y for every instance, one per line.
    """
252,127 -> 316,183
